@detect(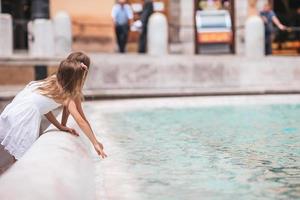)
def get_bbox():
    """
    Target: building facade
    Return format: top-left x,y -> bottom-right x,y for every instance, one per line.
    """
169,0 -> 300,55
1,0 -> 299,55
